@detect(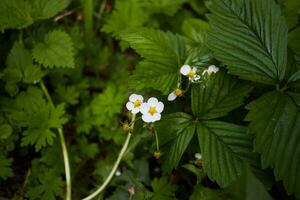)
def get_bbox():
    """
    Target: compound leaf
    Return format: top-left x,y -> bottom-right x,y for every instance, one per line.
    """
207,0 -> 288,85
